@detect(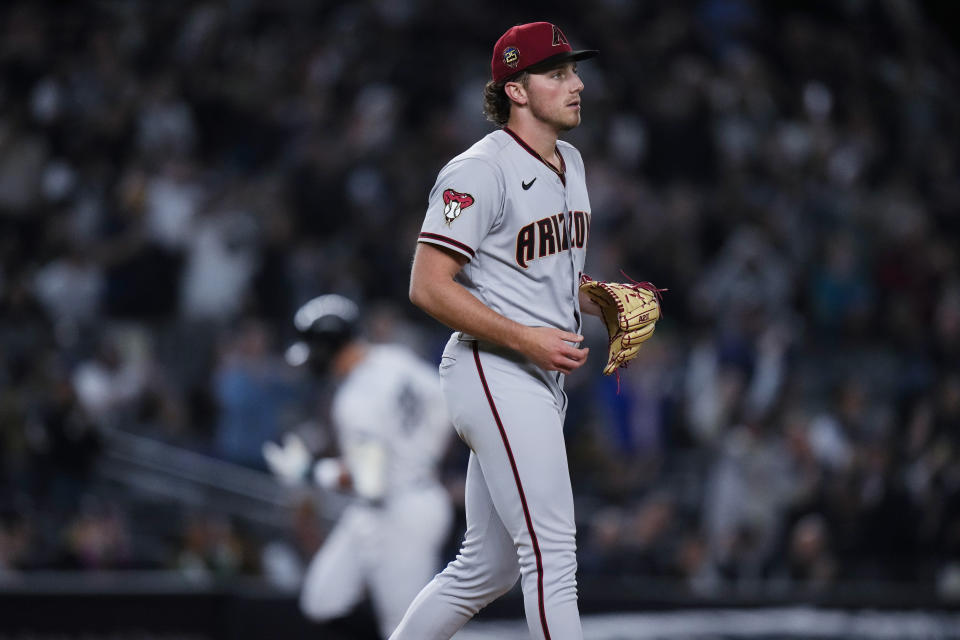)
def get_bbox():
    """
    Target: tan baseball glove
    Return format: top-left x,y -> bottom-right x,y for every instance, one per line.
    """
579,274 -> 665,376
